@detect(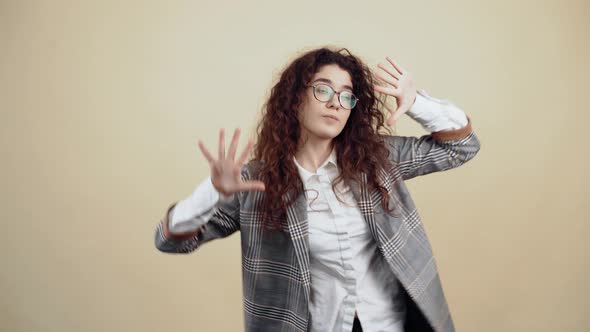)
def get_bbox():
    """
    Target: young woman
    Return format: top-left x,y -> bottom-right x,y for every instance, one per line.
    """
154,47 -> 480,332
